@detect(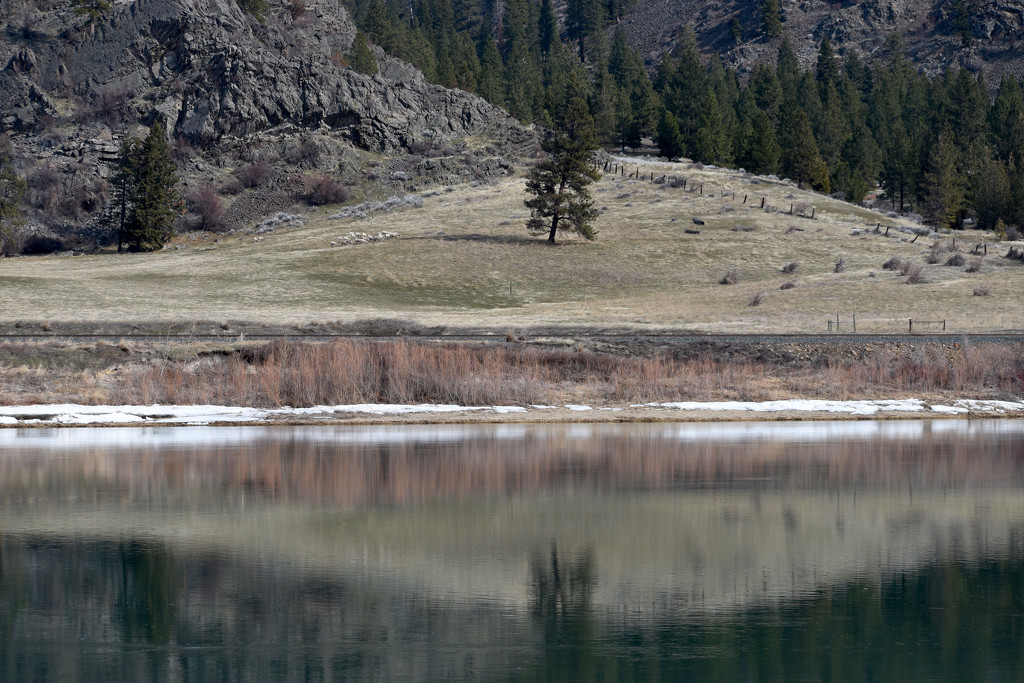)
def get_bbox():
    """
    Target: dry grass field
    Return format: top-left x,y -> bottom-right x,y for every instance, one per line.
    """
1,156 -> 1022,333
